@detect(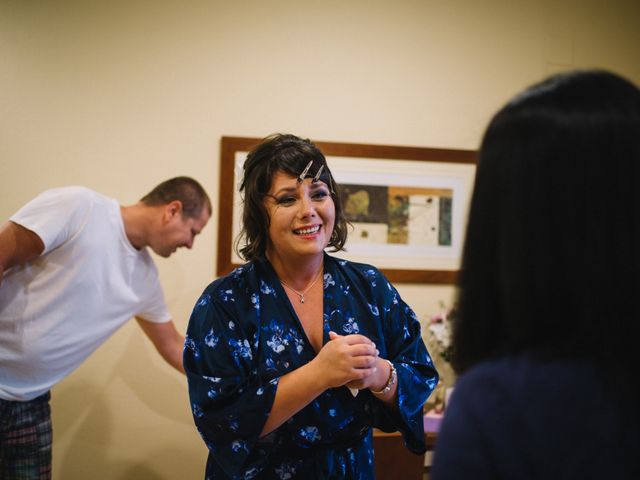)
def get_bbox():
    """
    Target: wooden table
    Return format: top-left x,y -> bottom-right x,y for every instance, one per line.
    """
372,429 -> 437,480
